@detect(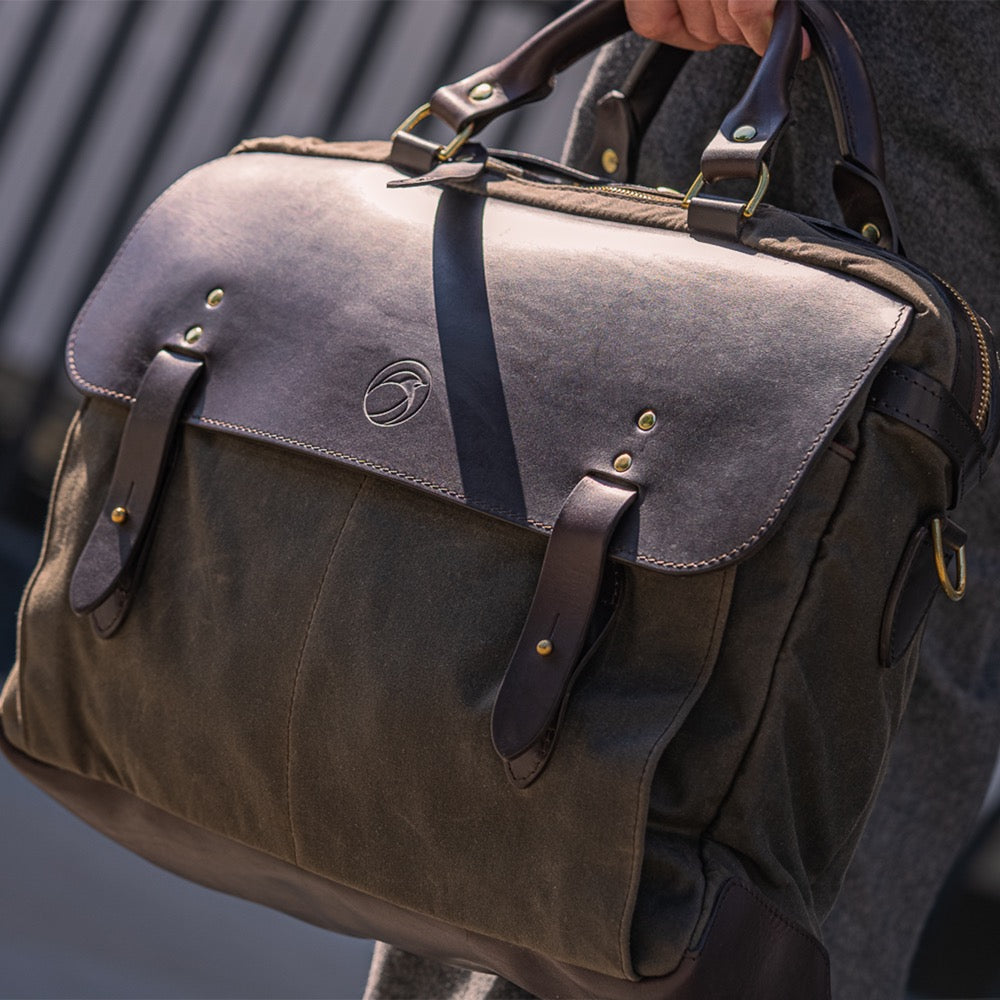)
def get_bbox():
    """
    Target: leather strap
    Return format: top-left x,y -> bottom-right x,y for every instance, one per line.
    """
868,361 -> 986,507
491,474 -> 636,786
583,3 -> 896,247
577,41 -> 691,182
426,0 -> 885,194
69,348 -> 204,635
429,0 -> 630,136
700,1 -> 802,184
